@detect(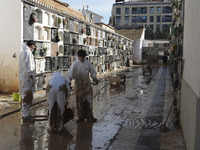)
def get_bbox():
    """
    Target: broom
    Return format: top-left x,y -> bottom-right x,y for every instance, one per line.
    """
160,59 -> 184,132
